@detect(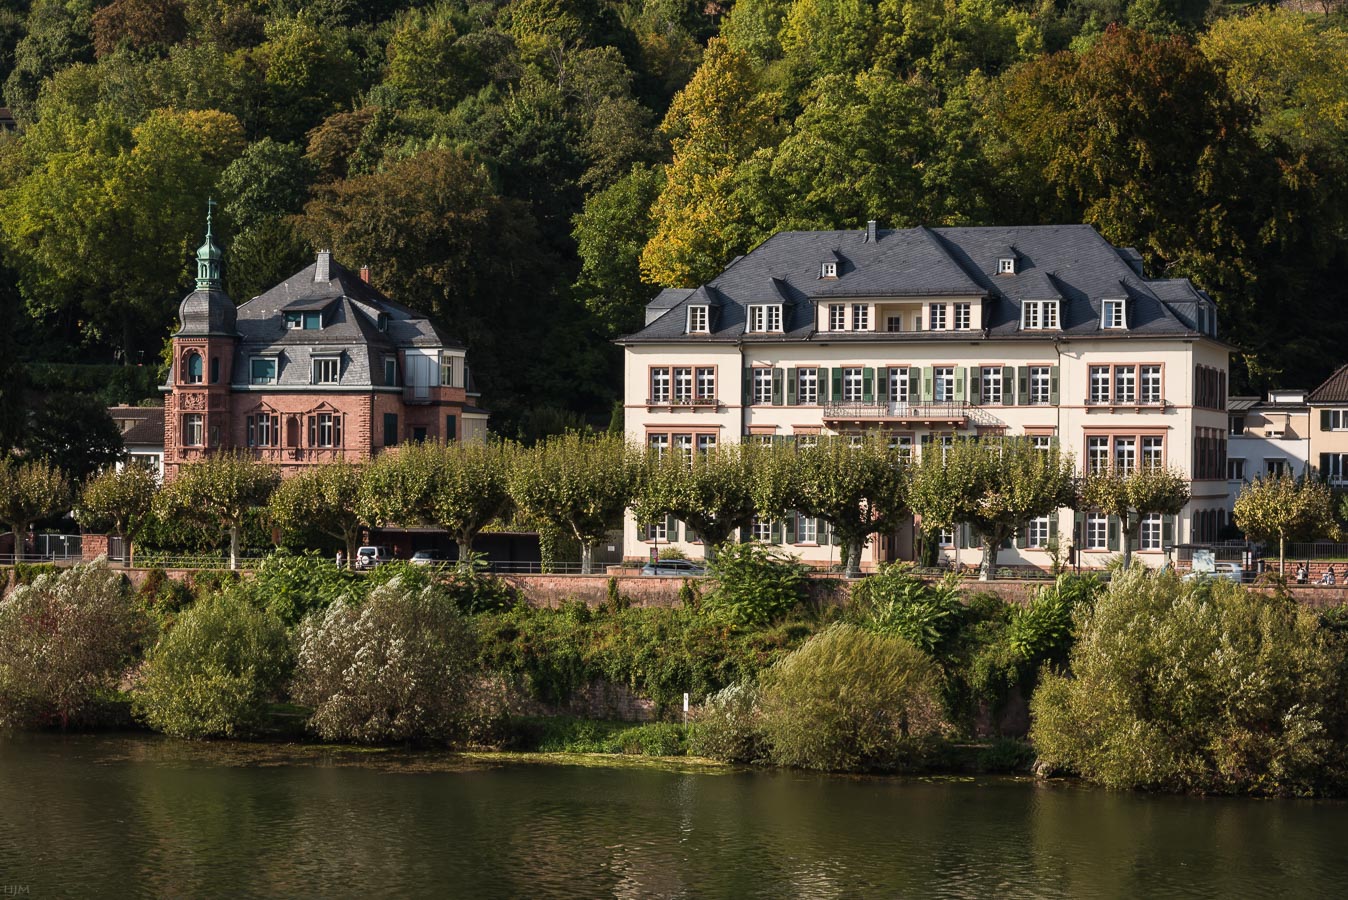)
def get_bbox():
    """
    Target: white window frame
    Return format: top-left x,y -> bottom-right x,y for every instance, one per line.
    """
183,414 -> 204,447
250,357 -> 277,385
933,366 -> 954,403
1142,436 -> 1163,469
981,366 -> 1002,405
797,368 -> 818,405
648,433 -> 669,459
696,434 -> 716,454
1140,514 -> 1162,551
1025,516 -> 1051,549
645,519 -> 668,542
1114,365 -> 1136,404
928,303 -> 947,331
842,367 -> 863,403
1087,436 -> 1109,475
998,258 -> 1016,275
650,367 -> 670,403
312,356 -> 340,385
889,367 -> 909,404
796,514 -> 818,545
673,367 -> 694,402
752,368 -> 772,405
889,435 -> 914,461
751,518 -> 774,542
1089,366 -> 1111,404
1086,513 -> 1108,550
821,261 -> 837,278
829,304 -> 846,331
886,315 -> 902,333
749,305 -> 782,332
1140,366 -> 1162,404
851,304 -> 869,331
1102,298 -> 1127,329
1021,300 -> 1060,330
687,305 -> 709,333
953,303 -> 971,330
1114,437 -> 1136,475
1031,435 -> 1052,452
673,433 -> 694,459
695,367 -> 716,400
1228,457 -> 1246,481
1030,366 -> 1051,404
